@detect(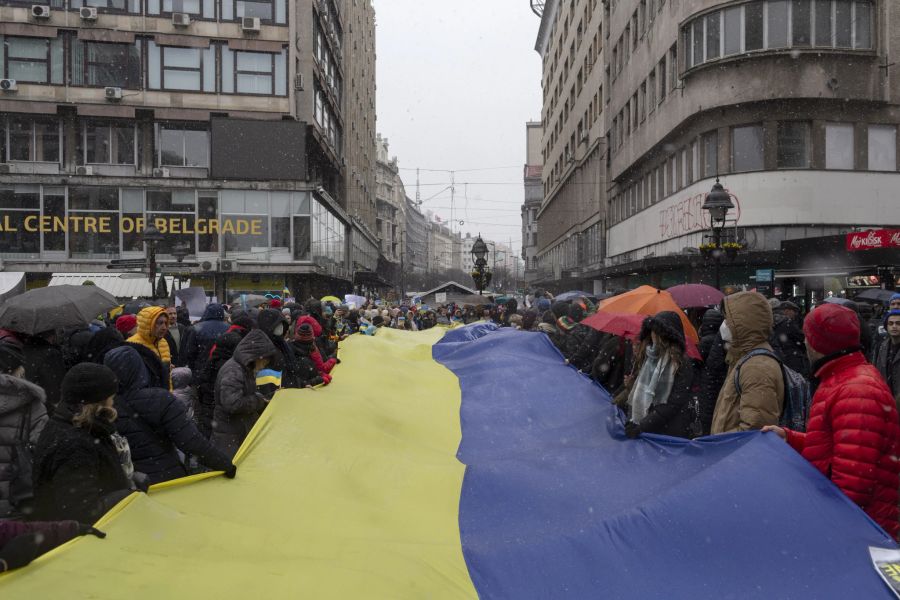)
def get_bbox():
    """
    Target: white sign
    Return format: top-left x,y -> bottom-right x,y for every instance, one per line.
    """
870,546 -> 900,598
607,171 -> 900,258
435,292 -> 447,304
